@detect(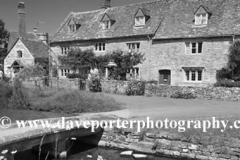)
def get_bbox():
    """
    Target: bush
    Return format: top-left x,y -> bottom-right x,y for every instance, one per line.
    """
214,79 -> 240,87
10,78 -> 30,109
170,91 -> 196,99
0,81 -> 13,108
125,80 -> 145,96
88,73 -> 101,92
